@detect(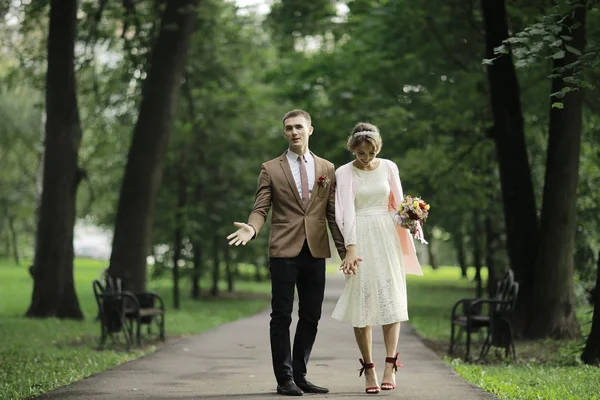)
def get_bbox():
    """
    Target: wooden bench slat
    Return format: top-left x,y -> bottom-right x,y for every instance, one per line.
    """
139,308 -> 165,317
